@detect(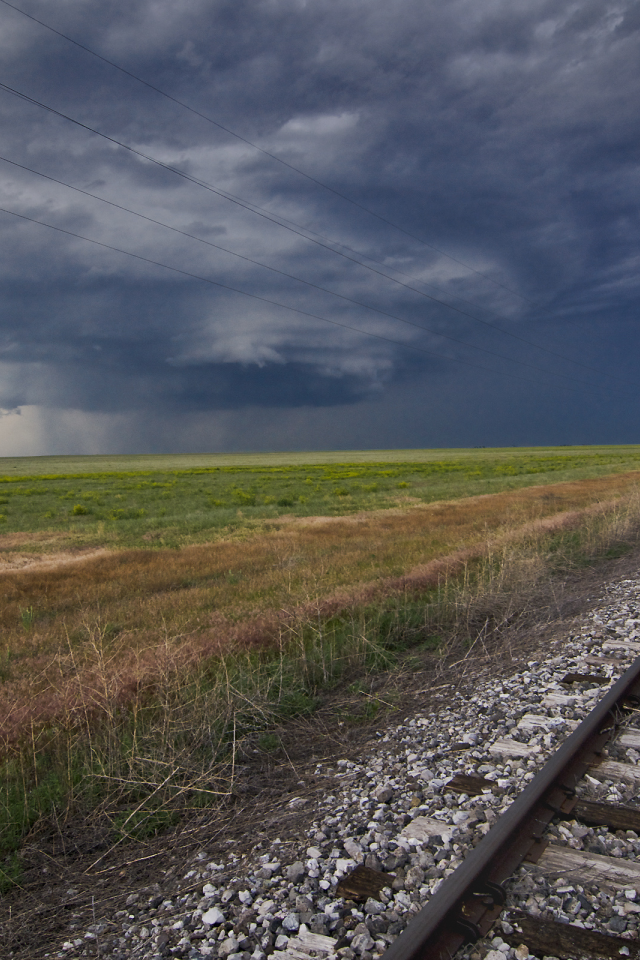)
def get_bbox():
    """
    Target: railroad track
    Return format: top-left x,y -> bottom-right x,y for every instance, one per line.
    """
378,651 -> 640,960
274,601 -> 640,960
270,653 -> 640,960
